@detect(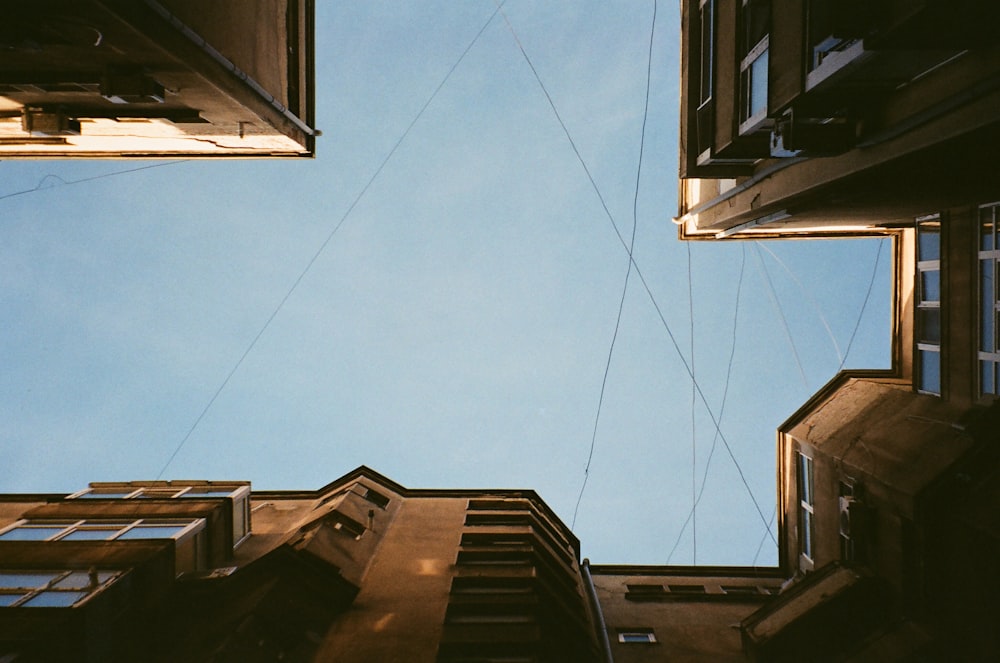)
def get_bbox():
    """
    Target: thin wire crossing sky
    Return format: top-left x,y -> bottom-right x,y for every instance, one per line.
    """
0,2 -> 891,565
